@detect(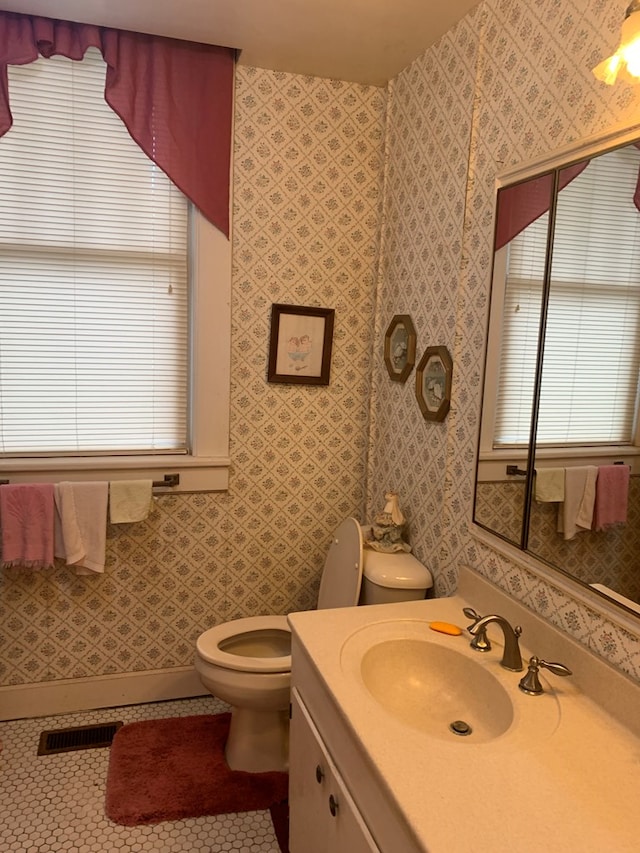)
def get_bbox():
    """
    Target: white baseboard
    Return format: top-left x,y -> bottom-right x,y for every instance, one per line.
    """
0,667 -> 208,721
